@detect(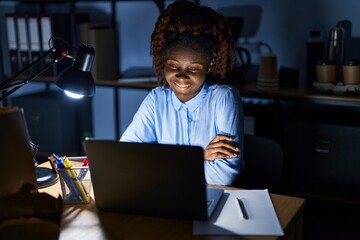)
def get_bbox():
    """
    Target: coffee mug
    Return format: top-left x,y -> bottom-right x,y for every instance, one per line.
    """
258,53 -> 278,80
316,62 -> 336,84
342,61 -> 360,85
